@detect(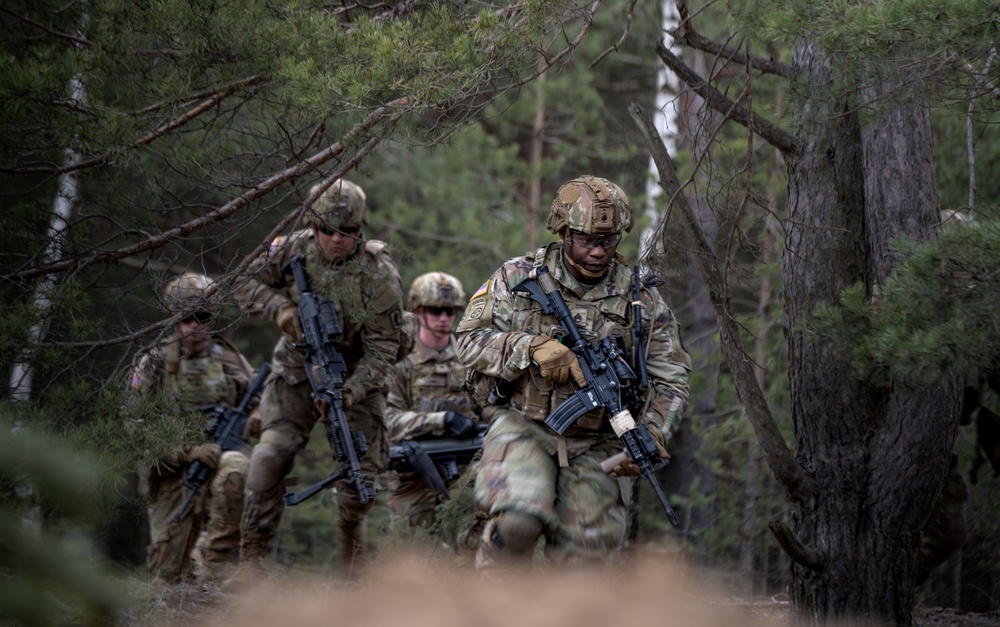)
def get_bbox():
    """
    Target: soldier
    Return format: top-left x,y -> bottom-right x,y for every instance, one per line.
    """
232,178 -> 405,580
456,175 -> 691,568
385,272 -> 482,531
129,272 -> 255,583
